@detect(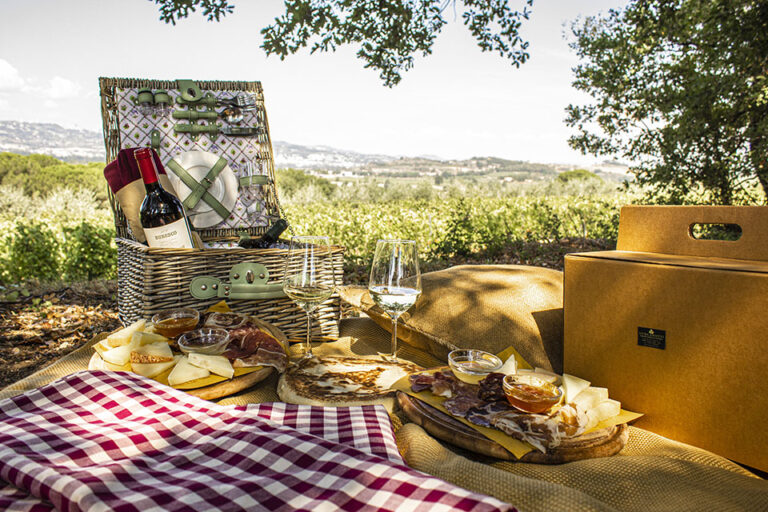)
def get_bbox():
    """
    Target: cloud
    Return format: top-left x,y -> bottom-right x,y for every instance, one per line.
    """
0,59 -> 25,90
39,76 -> 82,99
